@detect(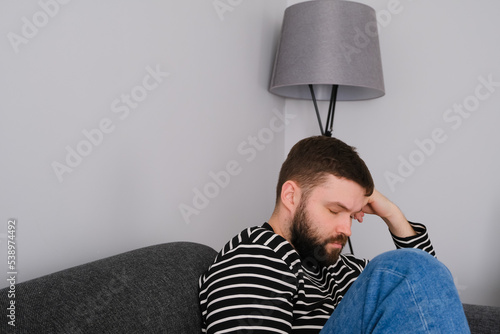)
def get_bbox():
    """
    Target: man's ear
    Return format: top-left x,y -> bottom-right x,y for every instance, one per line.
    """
280,180 -> 301,214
